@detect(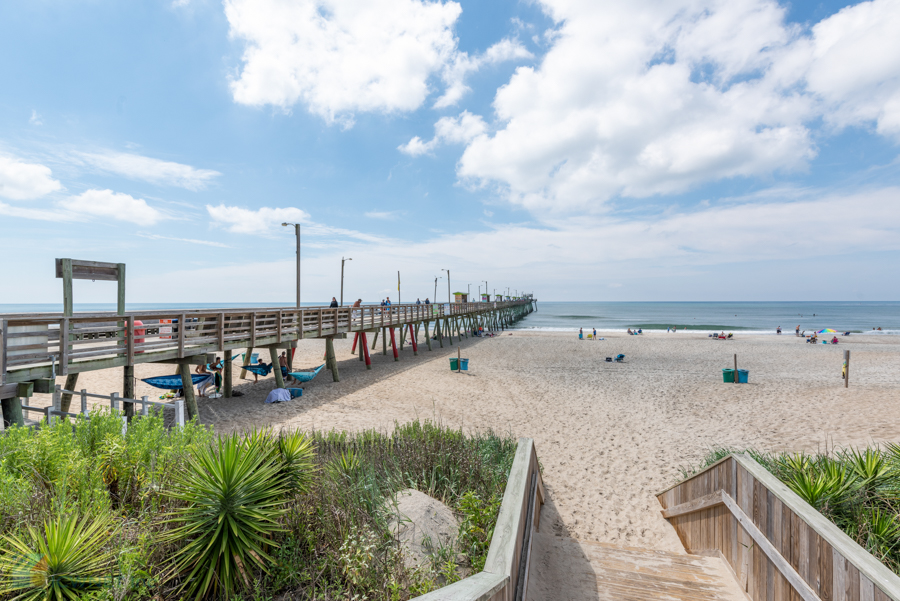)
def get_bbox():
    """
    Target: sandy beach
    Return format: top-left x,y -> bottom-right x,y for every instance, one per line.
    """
21,329 -> 900,597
